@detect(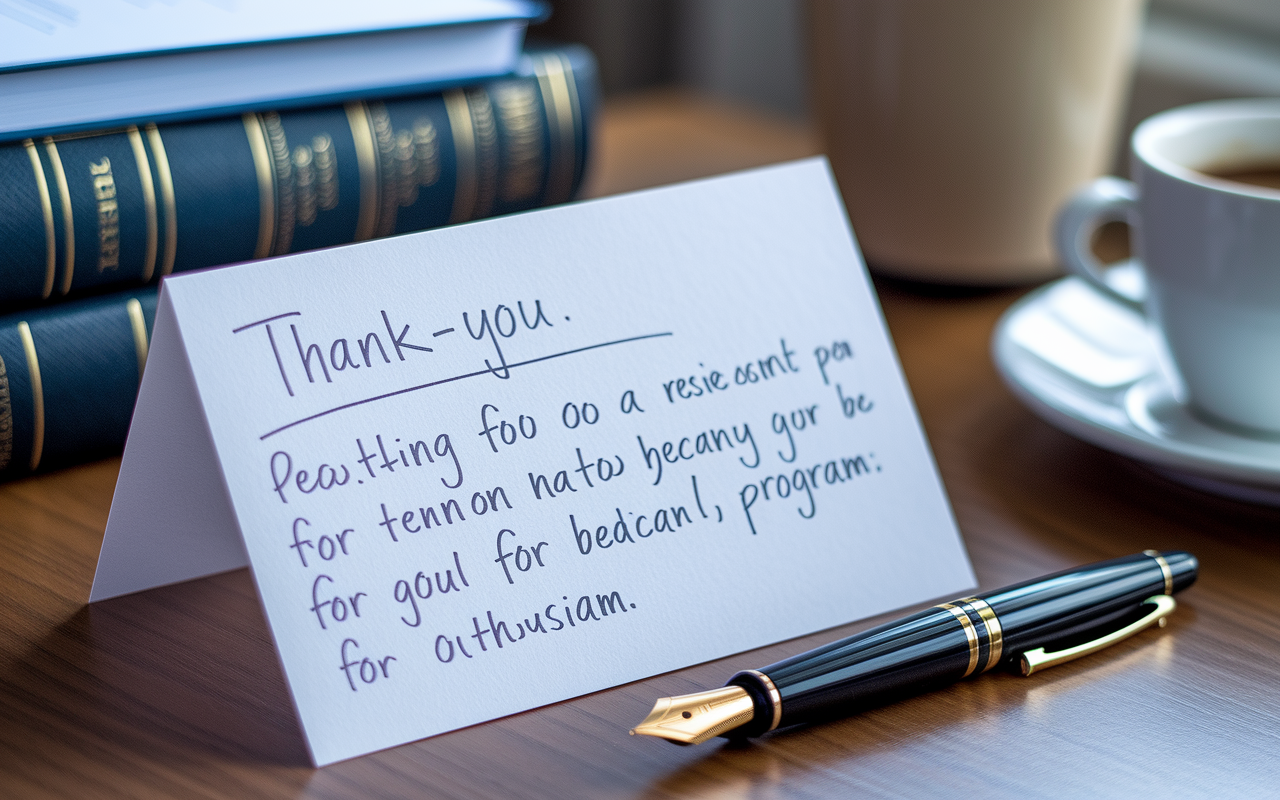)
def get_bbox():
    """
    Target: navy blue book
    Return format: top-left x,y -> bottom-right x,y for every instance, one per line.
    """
0,45 -> 596,308
0,45 -> 595,480
0,289 -> 157,479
